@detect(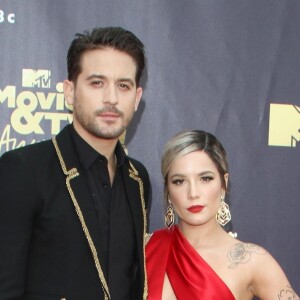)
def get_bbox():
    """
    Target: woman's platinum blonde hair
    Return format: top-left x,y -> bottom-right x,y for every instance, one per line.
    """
161,130 -> 228,205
